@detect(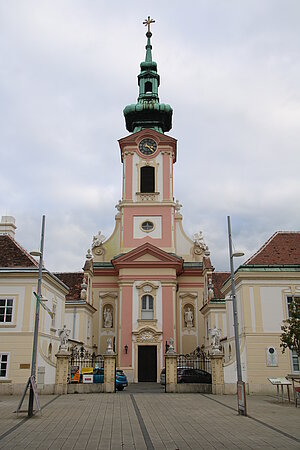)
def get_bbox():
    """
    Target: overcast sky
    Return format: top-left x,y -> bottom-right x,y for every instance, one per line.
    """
1,1 -> 299,273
